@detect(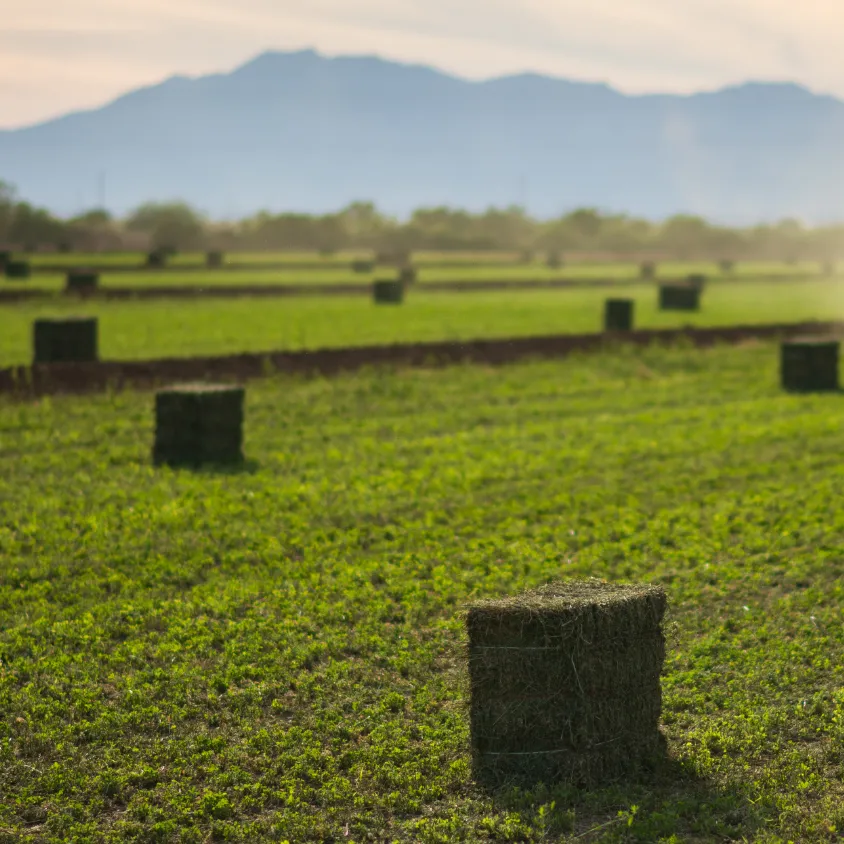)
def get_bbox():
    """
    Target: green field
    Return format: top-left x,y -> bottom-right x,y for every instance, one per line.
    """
1,343 -> 843,842
0,280 -> 841,367
10,259 -> 831,292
